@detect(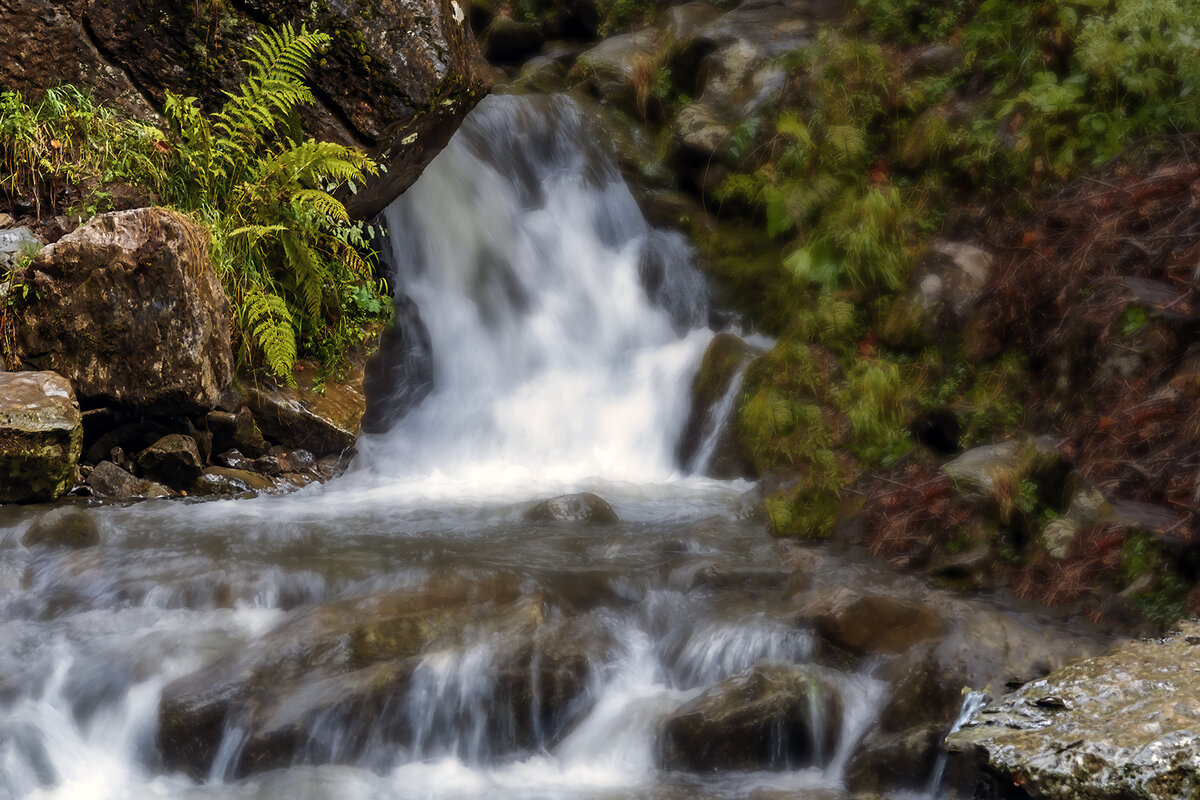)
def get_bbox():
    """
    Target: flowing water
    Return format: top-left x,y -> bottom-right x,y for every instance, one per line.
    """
0,95 -> 937,800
